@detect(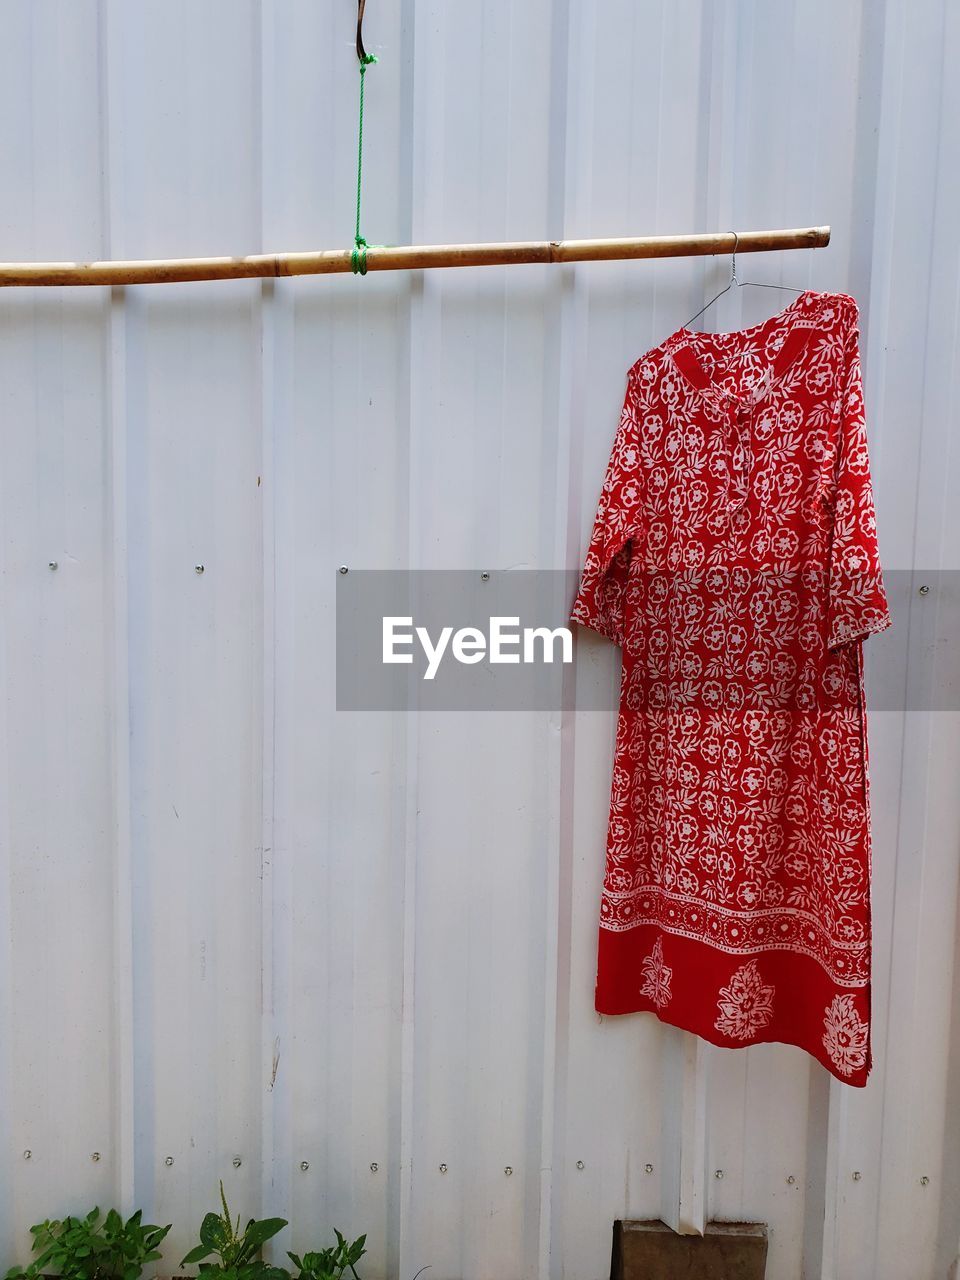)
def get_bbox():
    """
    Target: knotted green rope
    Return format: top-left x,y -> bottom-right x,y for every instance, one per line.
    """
351,52 -> 379,276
